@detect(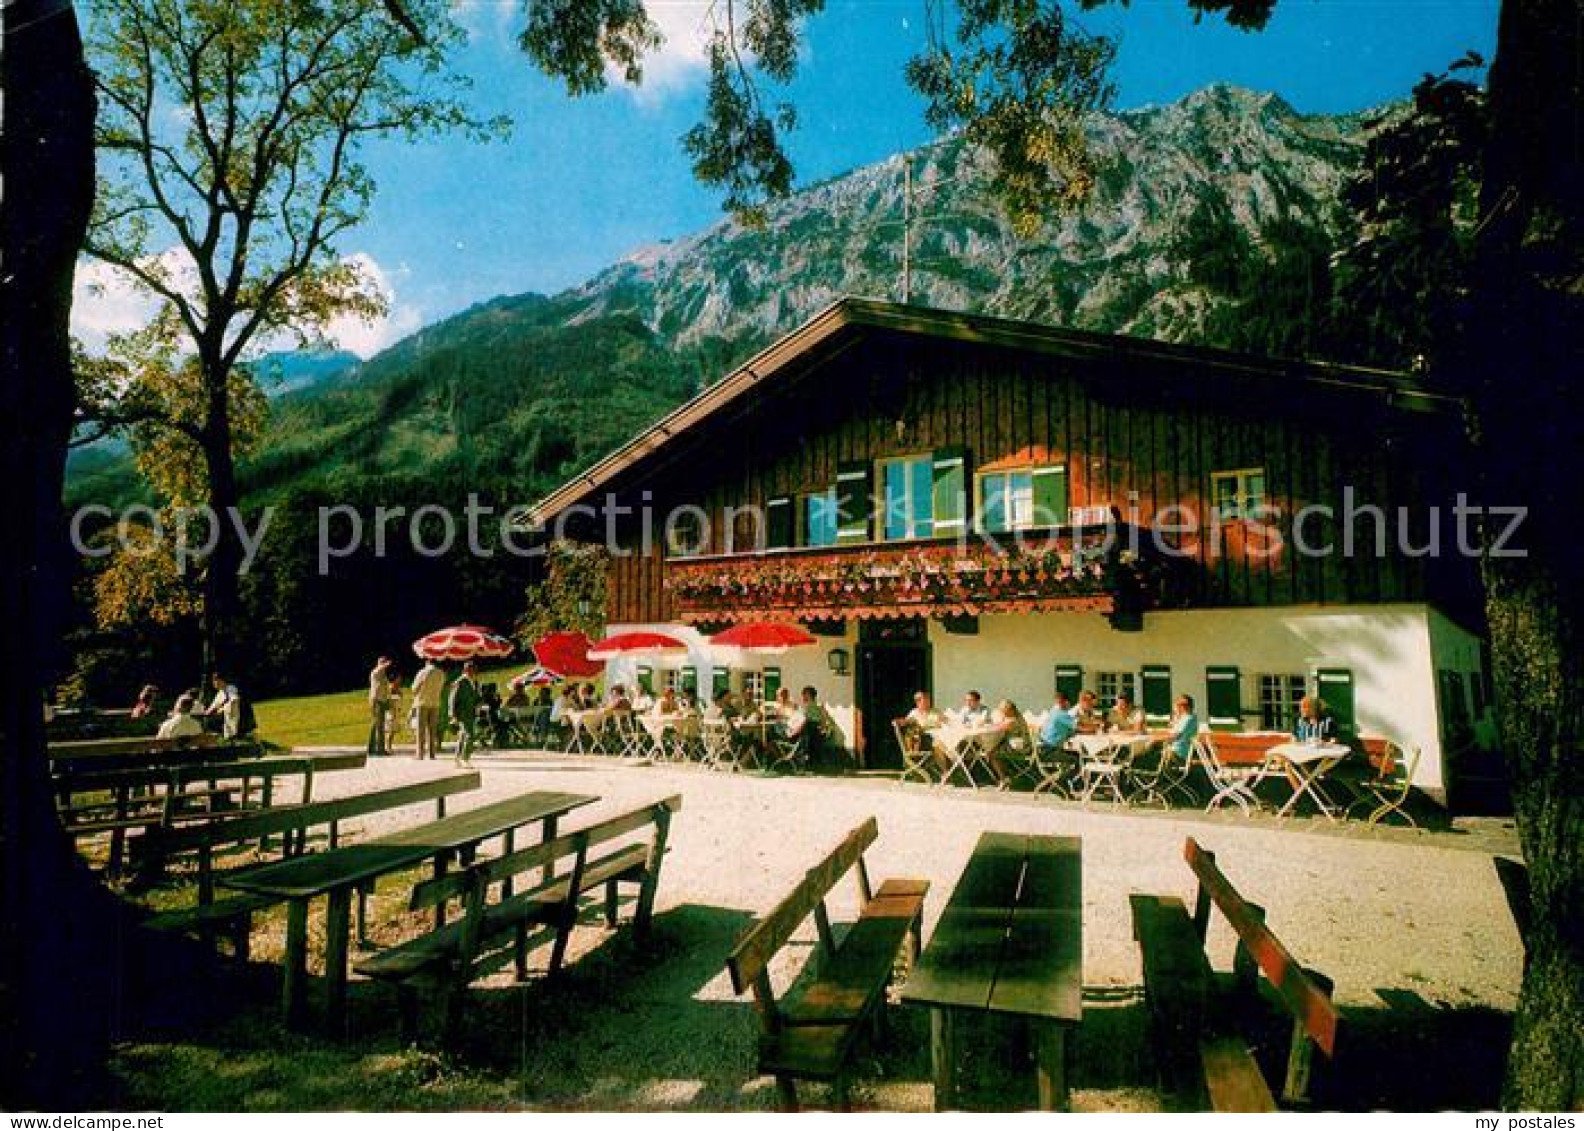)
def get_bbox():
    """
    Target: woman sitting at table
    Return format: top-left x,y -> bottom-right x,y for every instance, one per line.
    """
986,699 -> 1033,788
604,683 -> 634,713
1293,695 -> 1333,743
768,686 -> 796,719
1106,691 -> 1146,735
1167,694 -> 1200,762
1073,690 -> 1105,734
